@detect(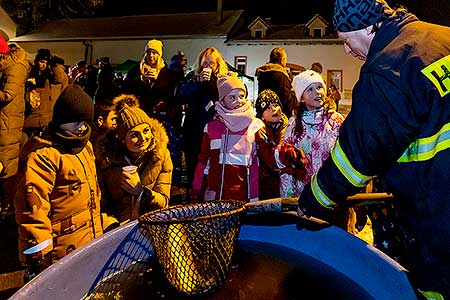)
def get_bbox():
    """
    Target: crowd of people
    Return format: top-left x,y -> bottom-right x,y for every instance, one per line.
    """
0,0 -> 449,298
